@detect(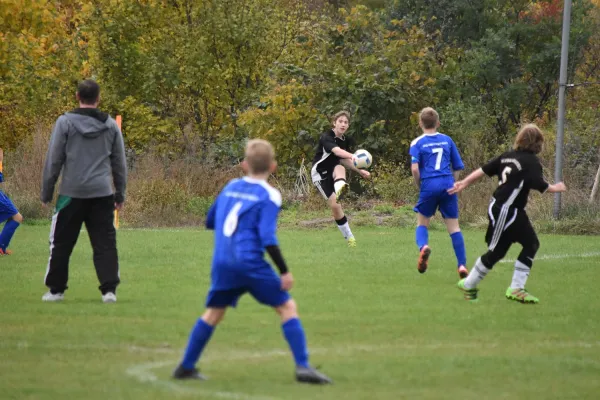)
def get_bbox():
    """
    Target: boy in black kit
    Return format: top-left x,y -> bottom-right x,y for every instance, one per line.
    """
449,124 -> 566,303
